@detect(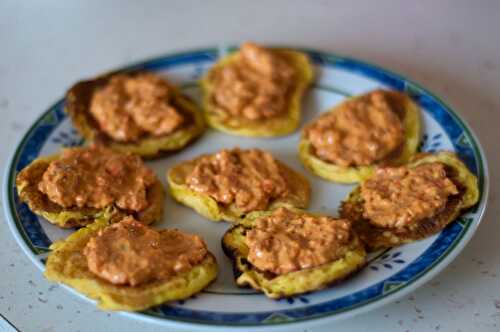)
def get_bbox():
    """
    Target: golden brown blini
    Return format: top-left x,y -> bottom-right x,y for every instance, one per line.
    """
16,145 -> 164,228
222,208 -> 366,298
201,42 -> 313,137
45,217 -> 218,311
65,71 -> 205,158
299,89 -> 421,183
340,152 -> 479,251
167,148 -> 311,223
